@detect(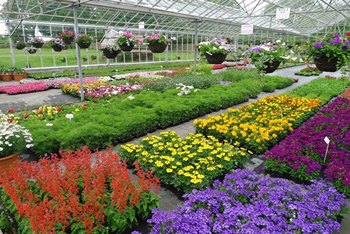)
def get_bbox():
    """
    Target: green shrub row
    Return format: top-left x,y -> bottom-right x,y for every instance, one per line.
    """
282,77 -> 350,103
21,75 -> 293,156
